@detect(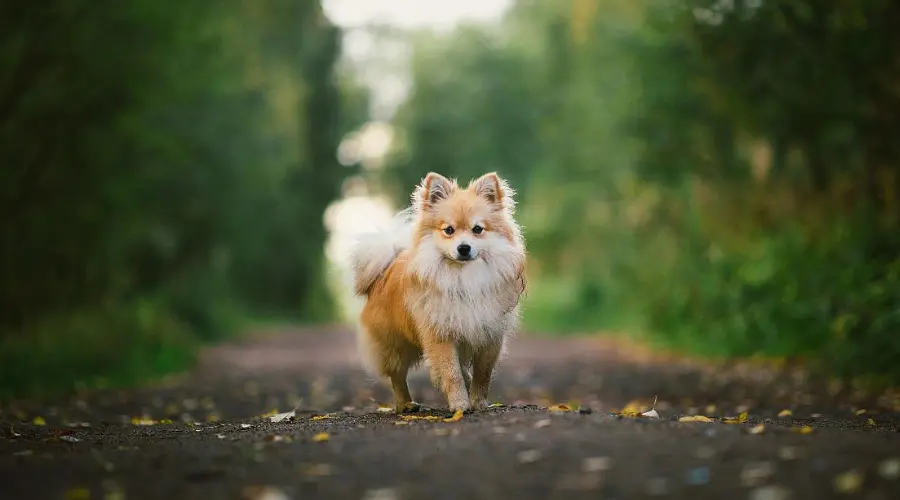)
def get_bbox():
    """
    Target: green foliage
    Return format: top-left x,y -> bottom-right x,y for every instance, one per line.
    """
0,0 -> 360,398
381,0 -> 900,382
